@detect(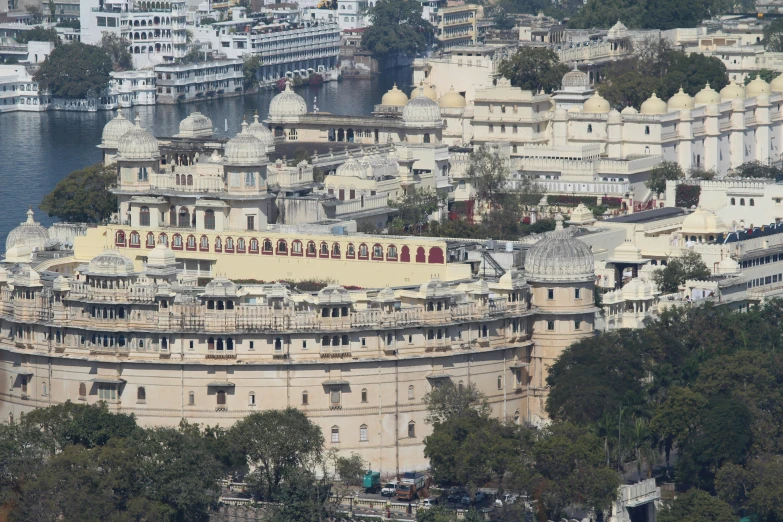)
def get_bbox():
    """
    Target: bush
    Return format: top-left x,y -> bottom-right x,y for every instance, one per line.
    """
546,195 -> 597,207
676,185 -> 701,208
